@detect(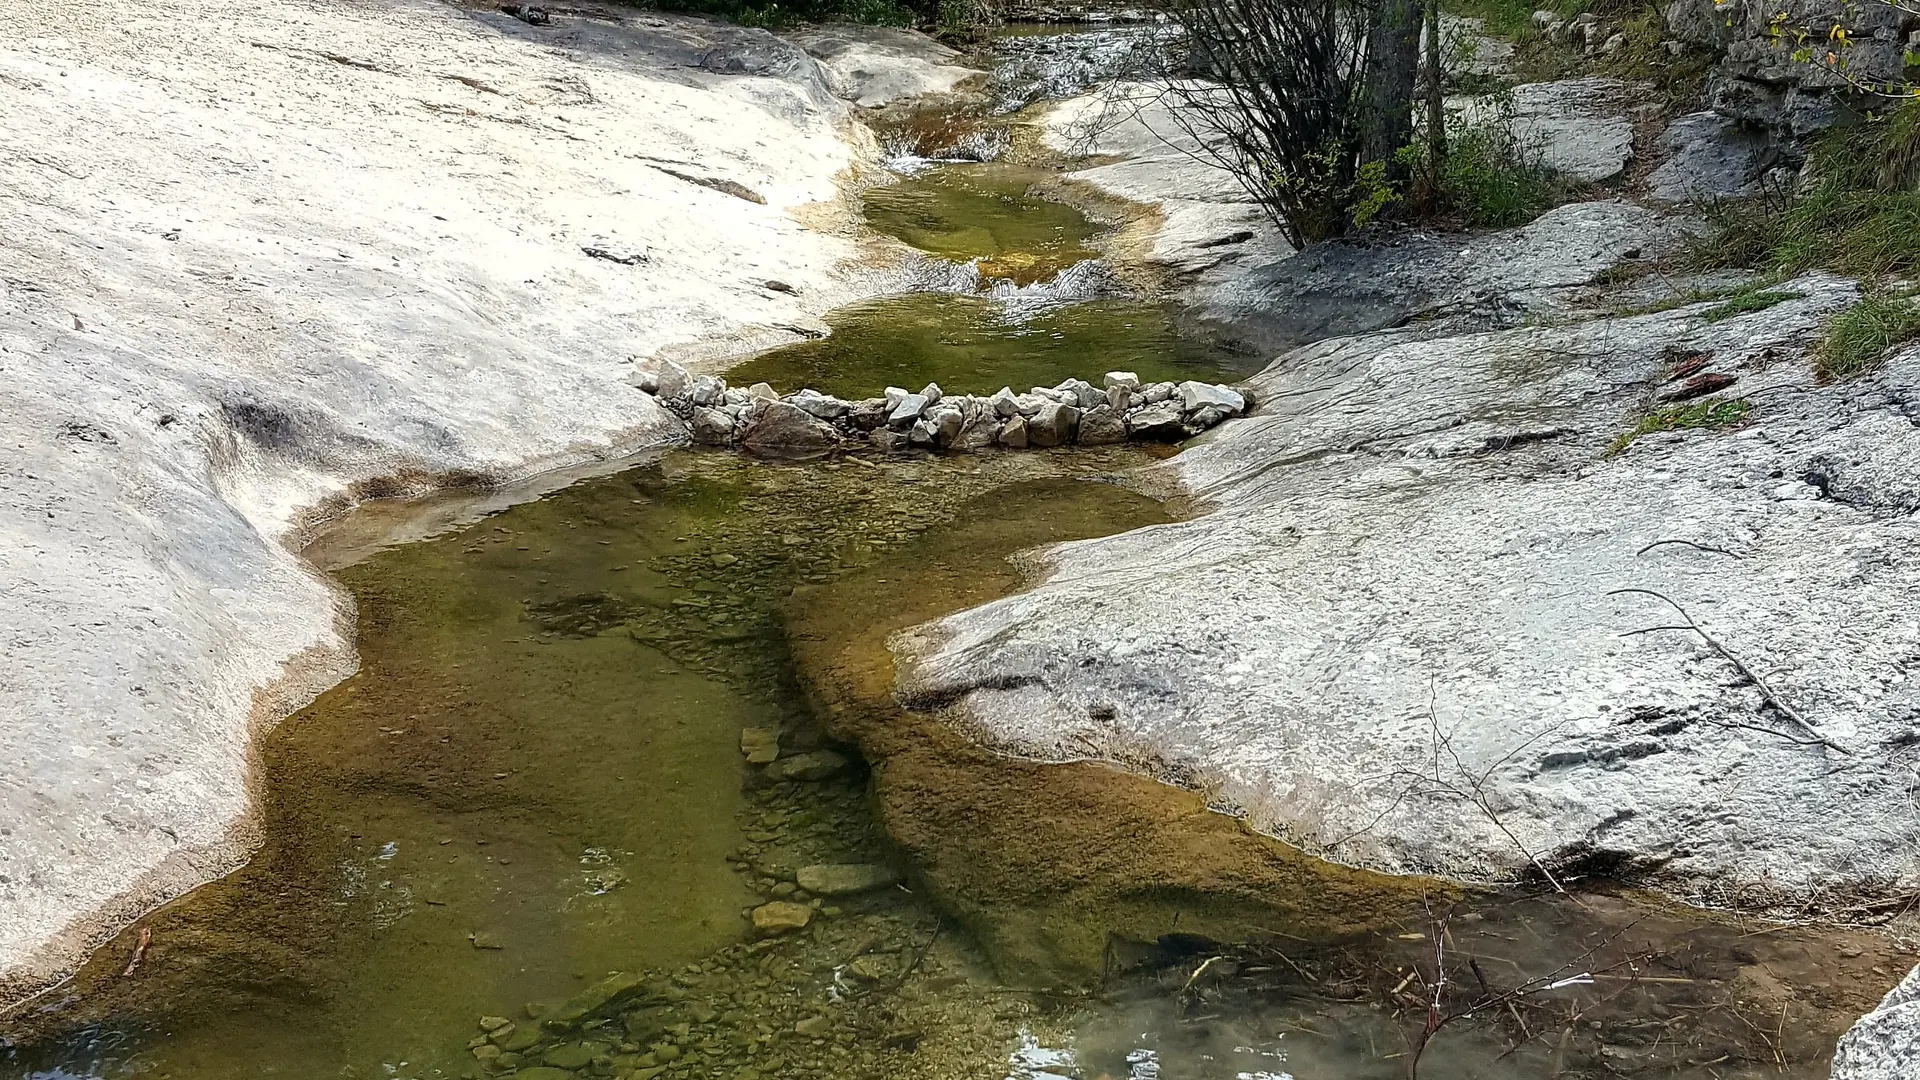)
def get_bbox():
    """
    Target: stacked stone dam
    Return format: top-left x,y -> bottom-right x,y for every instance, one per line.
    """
634,360 -> 1251,456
